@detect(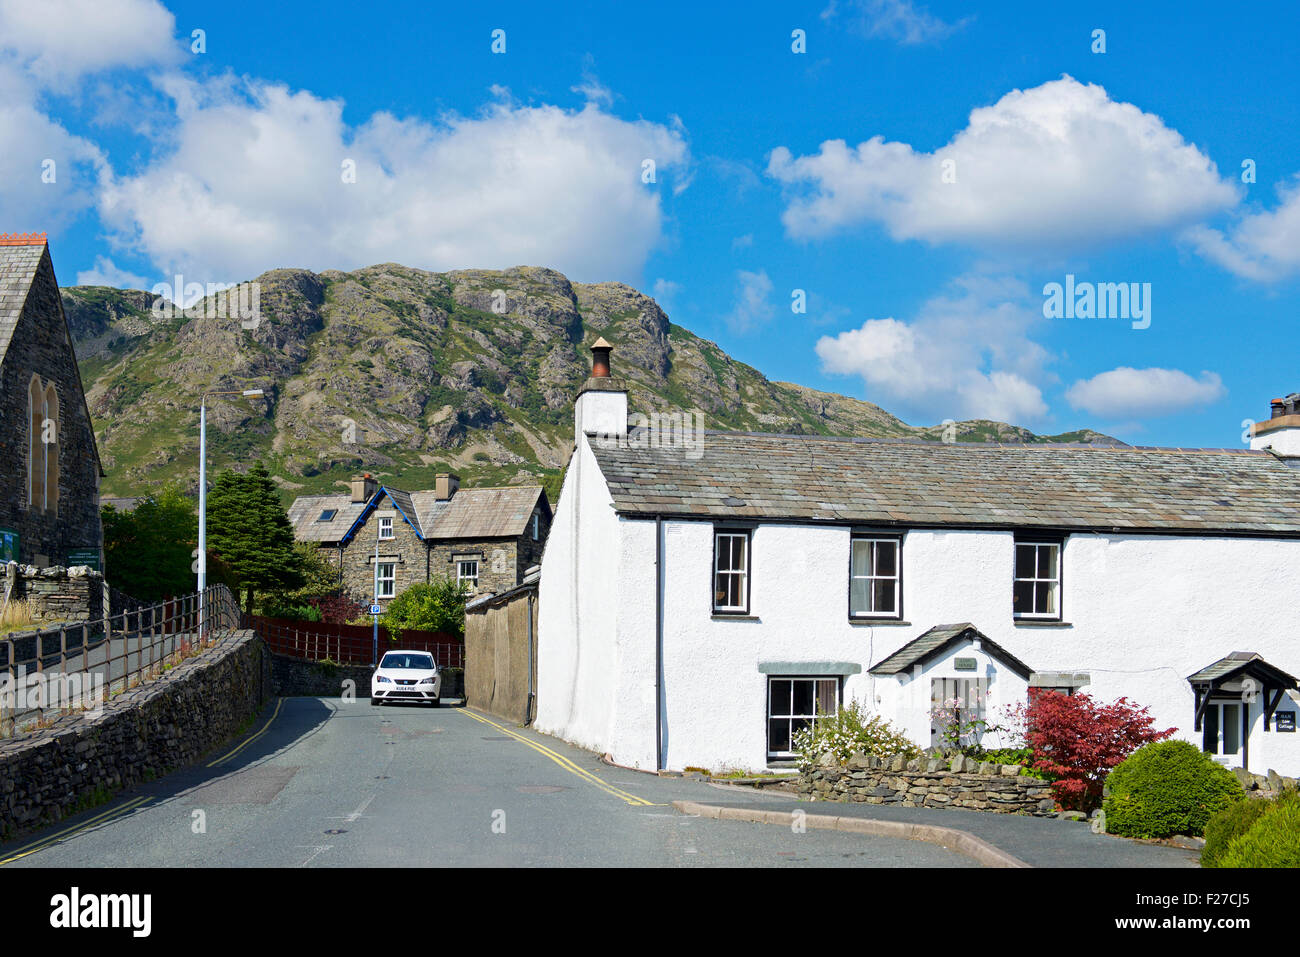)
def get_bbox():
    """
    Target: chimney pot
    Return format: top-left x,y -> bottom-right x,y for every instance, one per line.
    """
591,337 -> 613,378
